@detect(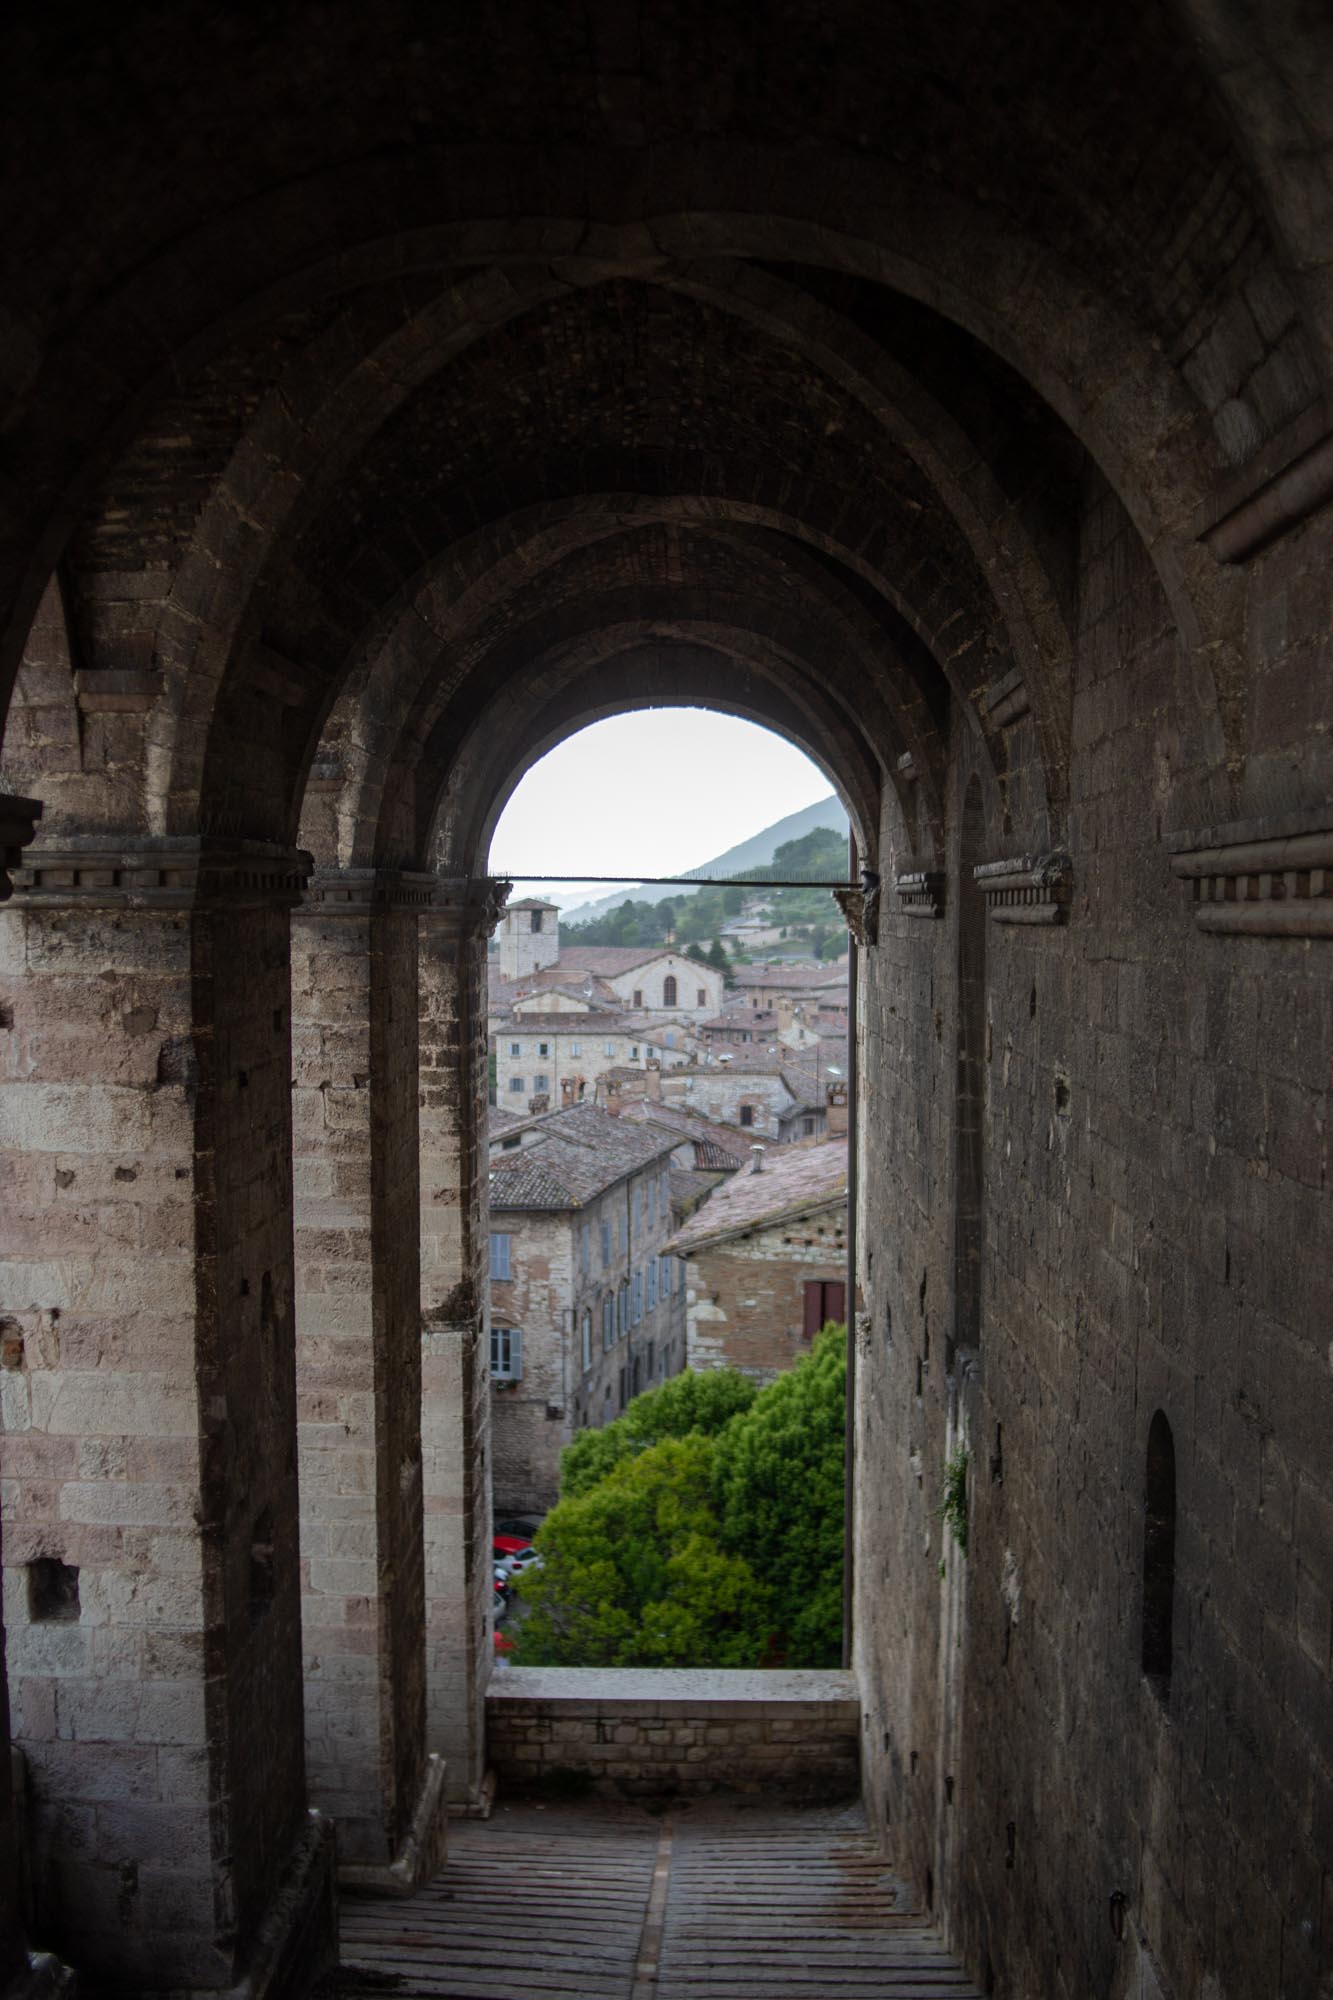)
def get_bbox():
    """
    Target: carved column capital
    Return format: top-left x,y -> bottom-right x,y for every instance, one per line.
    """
832,871 -> 880,947
974,850 -> 1072,926
1168,816 -> 1333,937
0,794 -> 43,903
421,877 -> 513,942
7,837 -> 313,911
893,870 -> 946,919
